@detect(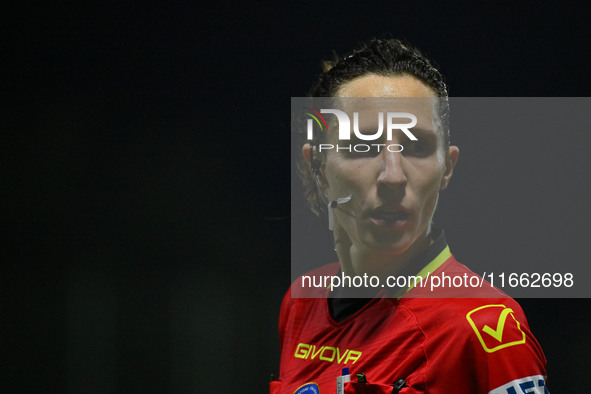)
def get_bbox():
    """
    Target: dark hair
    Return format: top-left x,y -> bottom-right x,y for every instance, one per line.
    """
308,38 -> 448,98
300,38 -> 450,216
